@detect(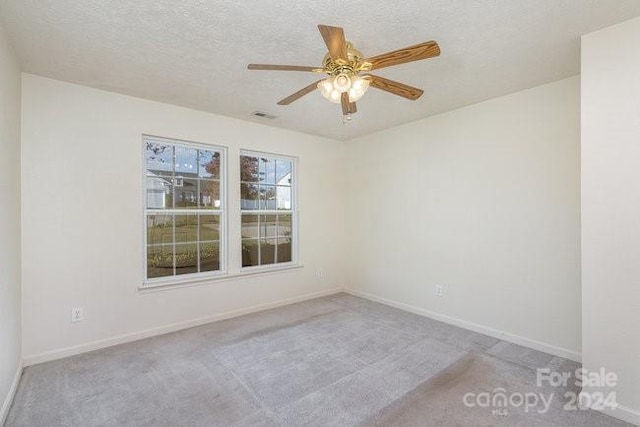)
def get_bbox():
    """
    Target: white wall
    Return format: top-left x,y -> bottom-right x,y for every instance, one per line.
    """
345,77 -> 581,358
20,74 -> 345,362
581,16 -> 640,421
0,24 -> 22,421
